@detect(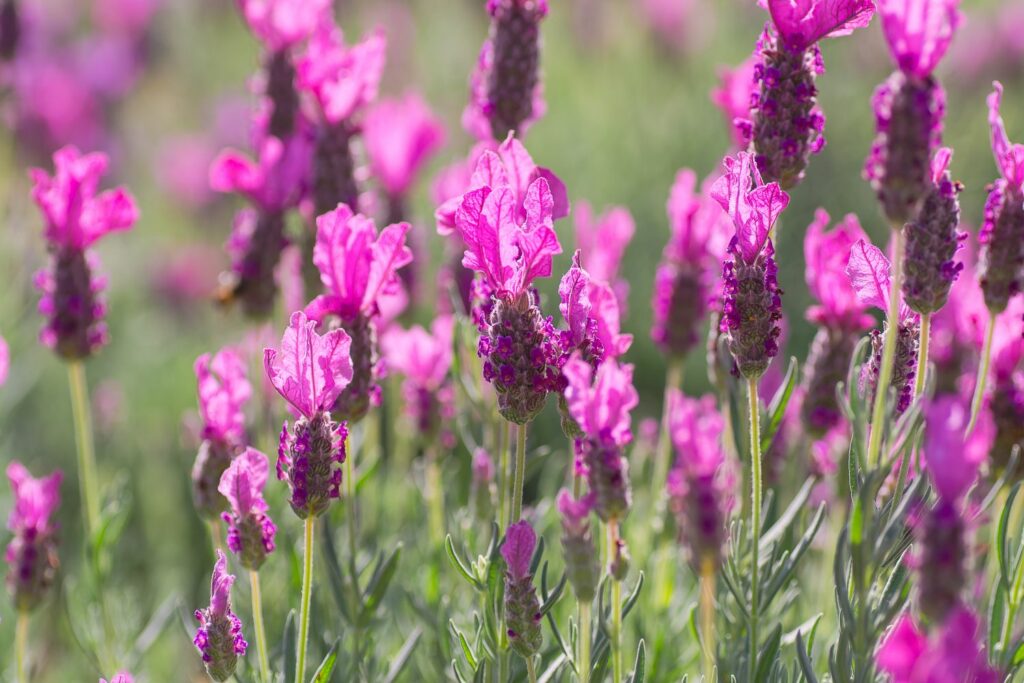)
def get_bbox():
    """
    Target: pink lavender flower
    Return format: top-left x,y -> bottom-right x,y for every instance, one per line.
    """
5,462 -> 61,612
801,209 -> 872,435
989,299 -> 1024,472
744,0 -> 875,188
876,609 -> 998,683
305,204 -> 411,423
455,149 -> 564,424
501,520 -> 543,657
382,316 -> 455,445
652,168 -> 732,360
193,550 -> 247,682
557,489 -> 599,602
219,448 -> 277,571
634,0 -> 697,51
666,391 -> 733,571
573,200 -> 634,308
0,334 -> 8,386
472,448 -> 497,522
865,0 -> 960,226
902,147 -> 966,315
364,92 -> 446,211
192,348 -> 252,519
211,129 -> 313,318
464,0 -> 549,141
847,238 -> 920,416
712,56 -> 757,149
563,355 -> 638,523
29,146 -> 138,360
930,249 -> 986,394
711,152 -> 789,379
979,81 -> 1024,314
99,673 -> 134,683
265,311 -> 353,518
